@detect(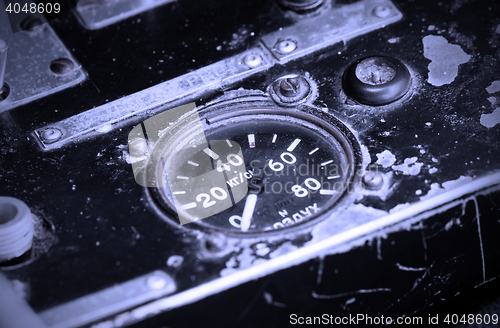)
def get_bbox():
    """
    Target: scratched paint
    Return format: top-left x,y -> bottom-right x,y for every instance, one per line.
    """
480,108 -> 500,128
486,80 -> 500,94
419,176 -> 473,201
422,35 -> 471,86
